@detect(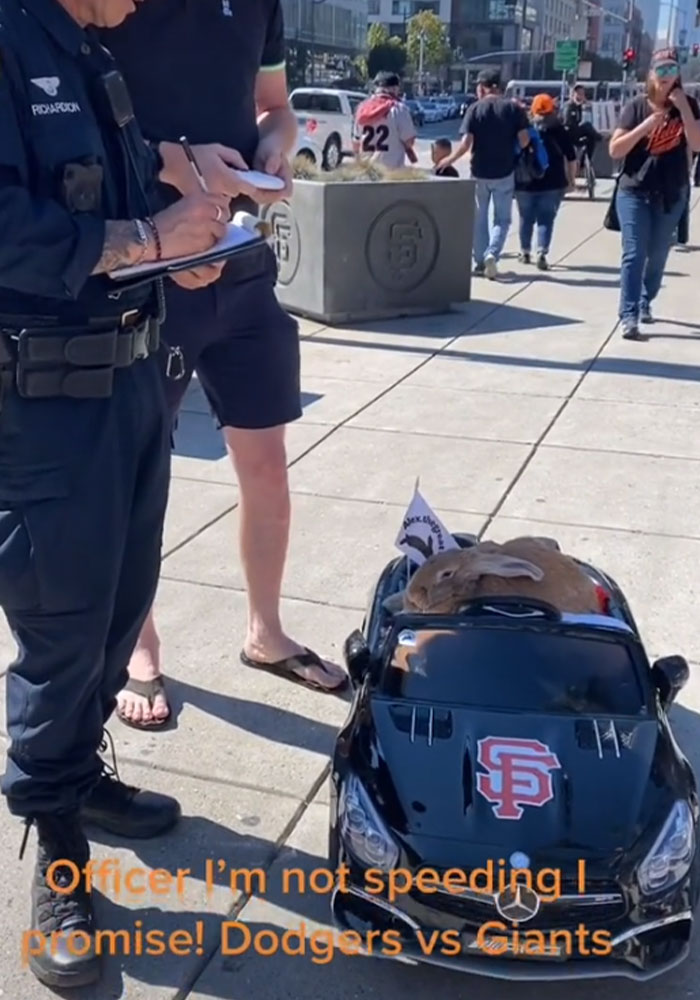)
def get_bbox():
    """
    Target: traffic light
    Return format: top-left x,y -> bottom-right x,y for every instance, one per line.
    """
694,43 -> 700,57
622,47 -> 636,69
